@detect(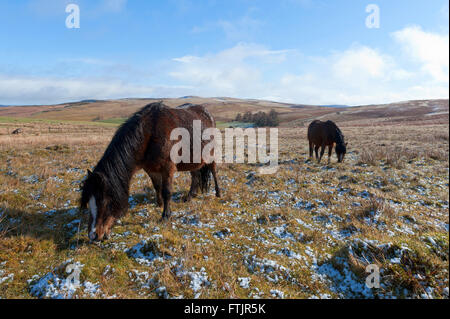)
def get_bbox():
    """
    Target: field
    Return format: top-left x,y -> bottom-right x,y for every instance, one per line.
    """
0,99 -> 448,299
